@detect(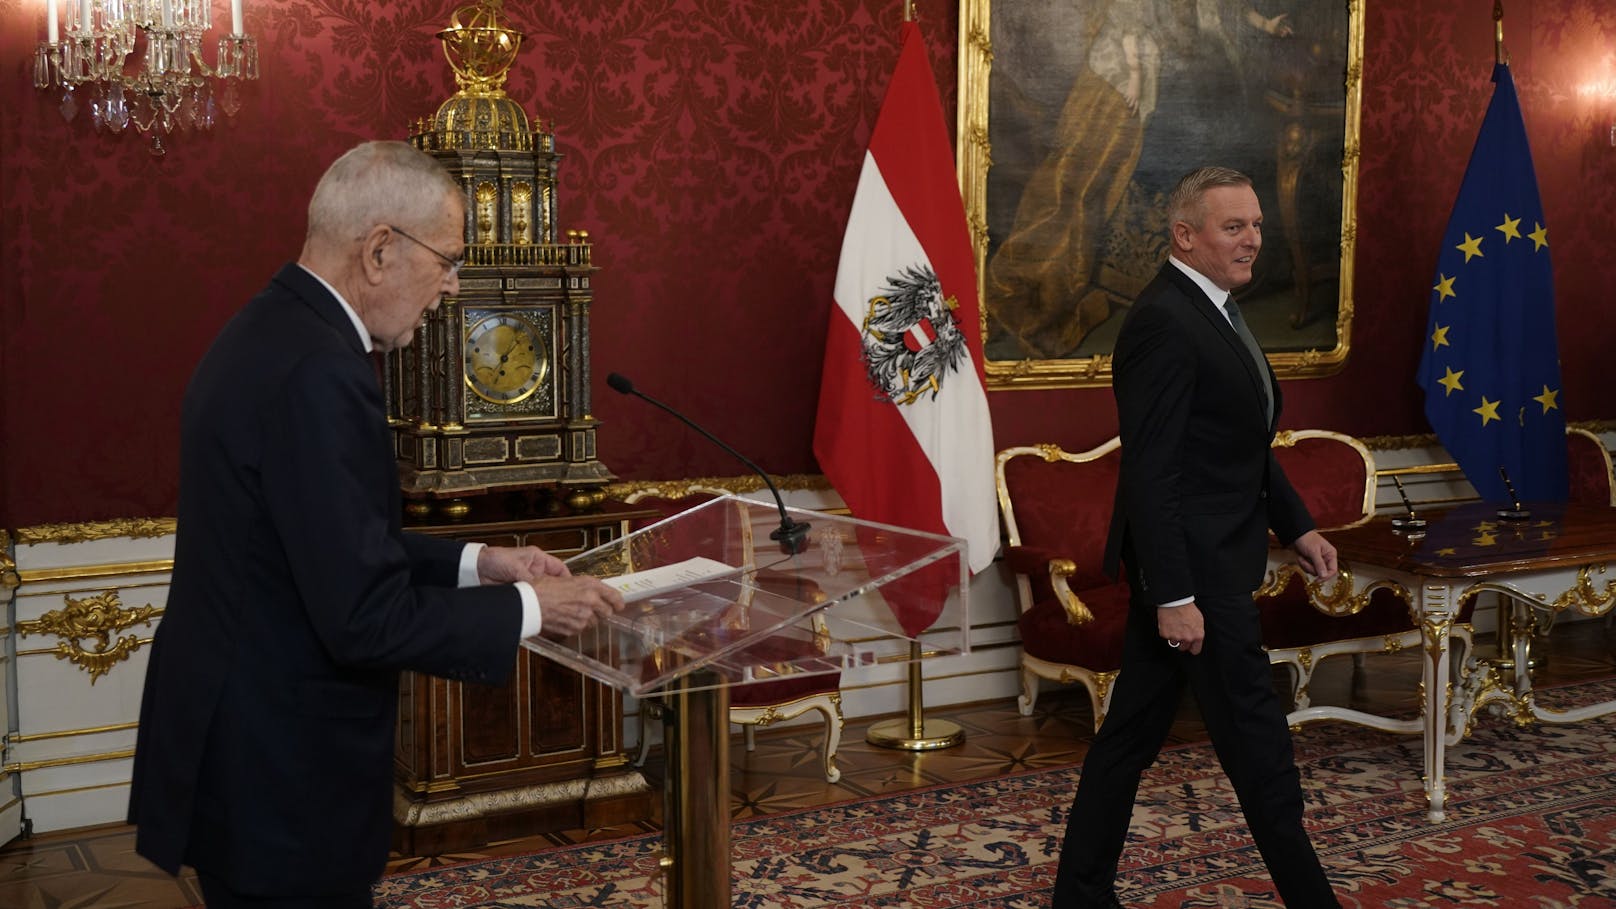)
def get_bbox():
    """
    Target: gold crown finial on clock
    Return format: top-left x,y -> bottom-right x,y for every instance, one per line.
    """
437,0 -> 524,99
